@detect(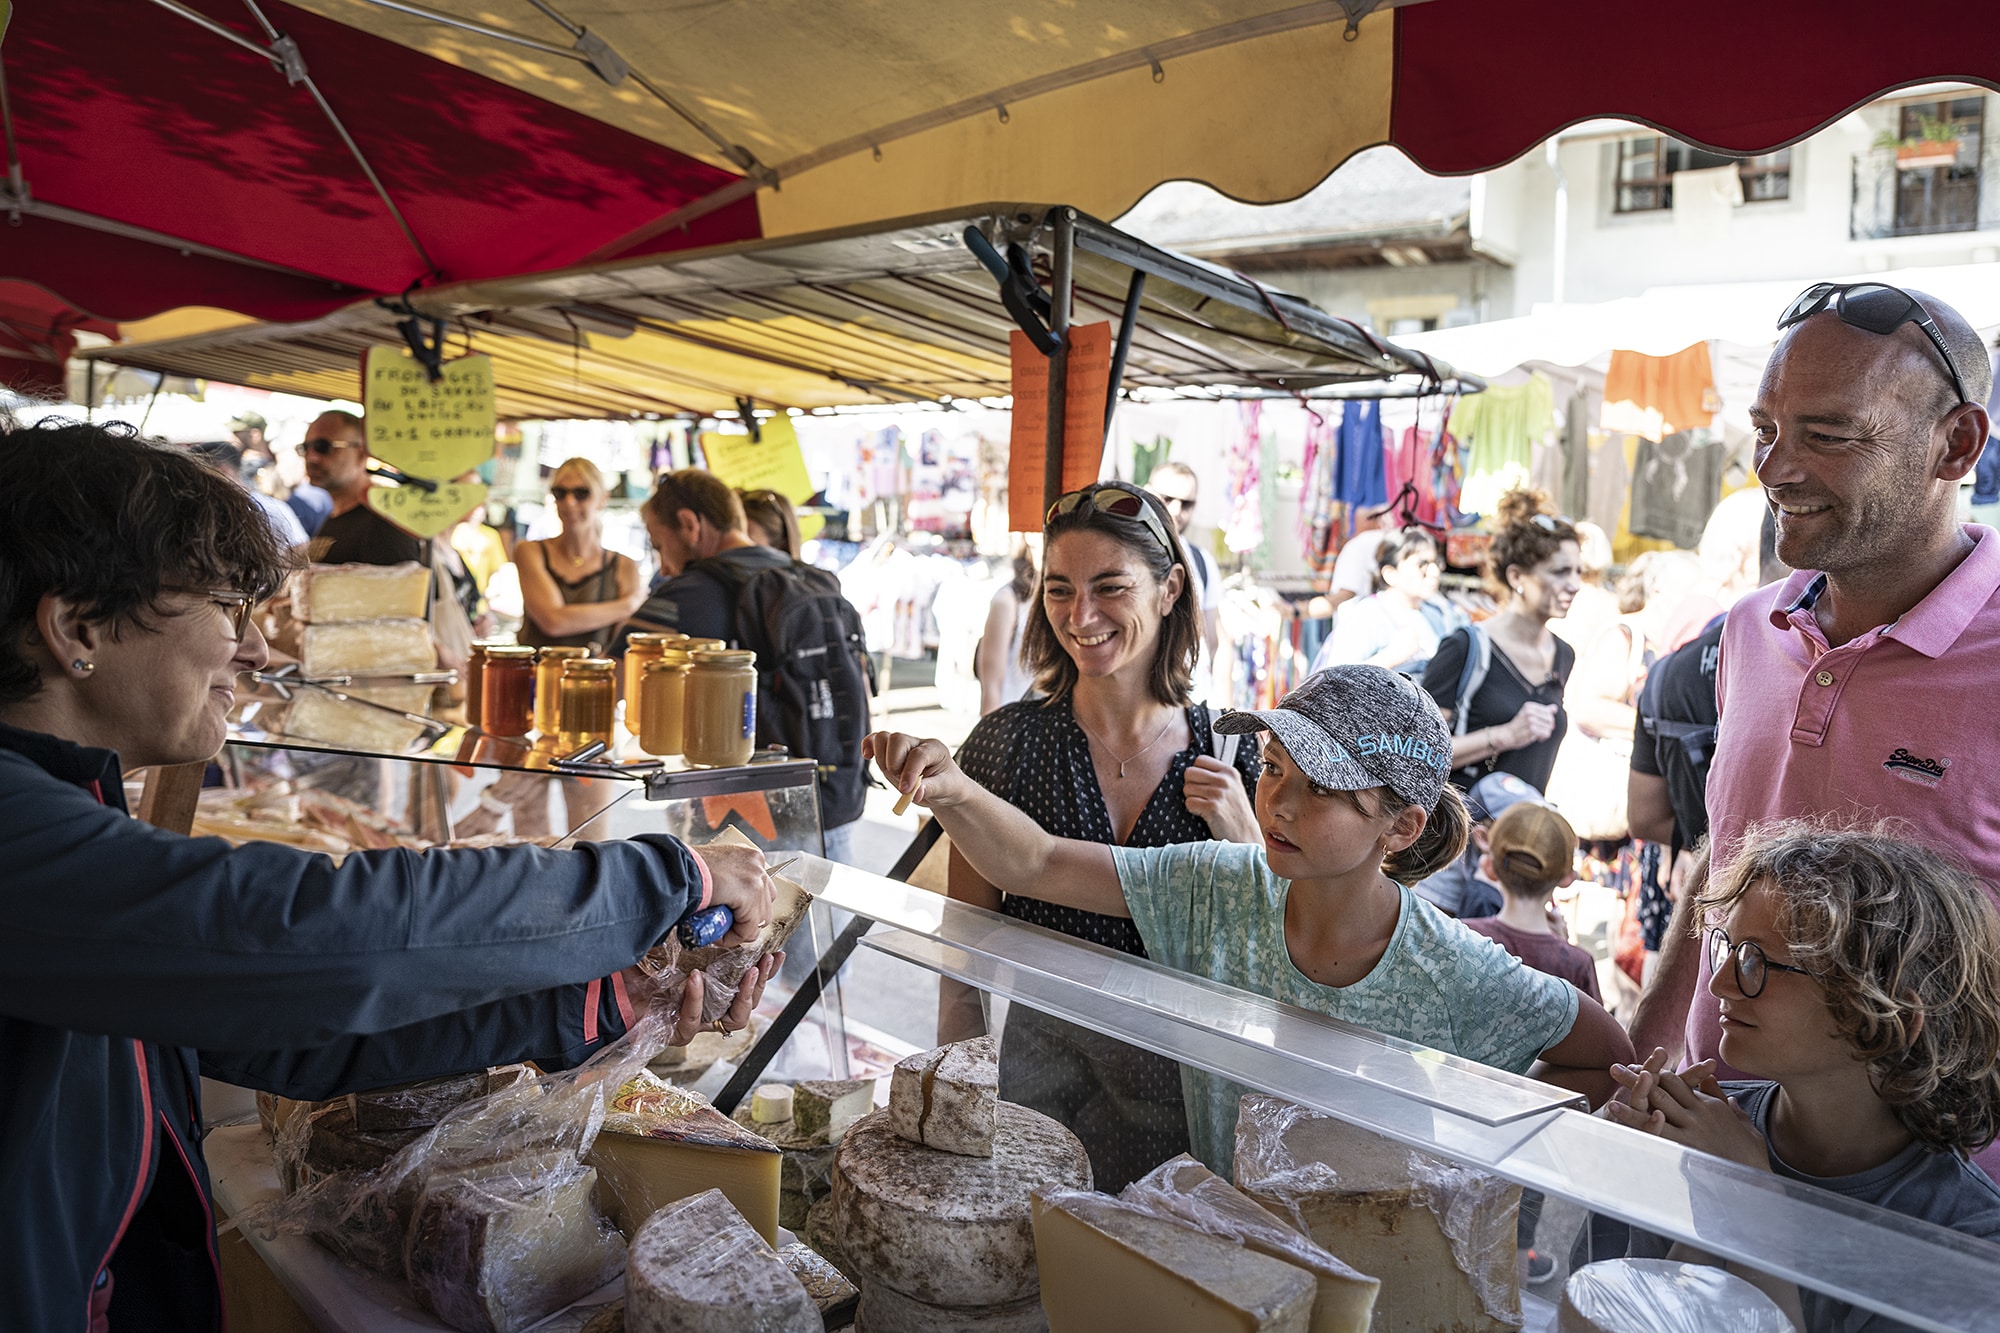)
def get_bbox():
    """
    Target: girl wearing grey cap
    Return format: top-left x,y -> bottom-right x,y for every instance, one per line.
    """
867,664 -> 1634,1177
